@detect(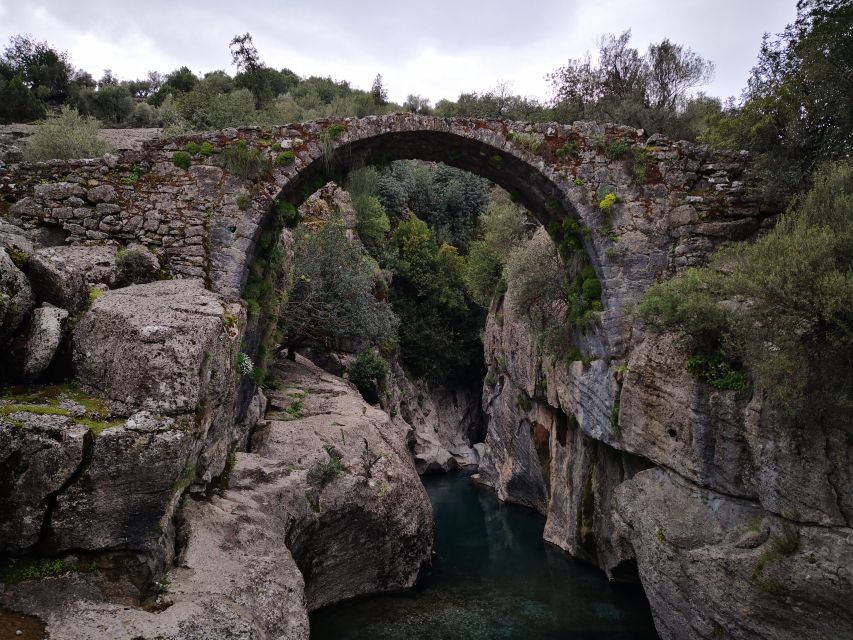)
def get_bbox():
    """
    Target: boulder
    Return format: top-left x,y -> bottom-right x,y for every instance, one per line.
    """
115,243 -> 160,286
28,245 -> 118,313
0,412 -> 88,553
22,305 -> 68,382
0,247 -> 34,345
72,279 -> 242,416
50,411 -> 191,555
